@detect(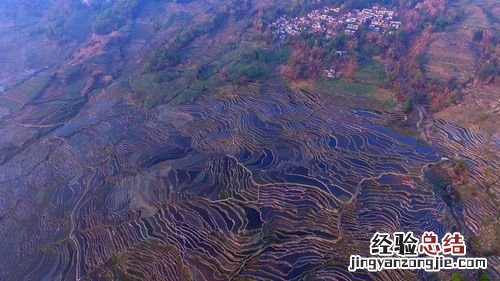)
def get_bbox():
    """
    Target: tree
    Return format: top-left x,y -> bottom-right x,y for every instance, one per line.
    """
403,97 -> 413,113
473,30 -> 484,42
343,58 -> 358,79
478,269 -> 490,281
478,59 -> 498,83
143,48 -> 179,73
92,0 -> 140,35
